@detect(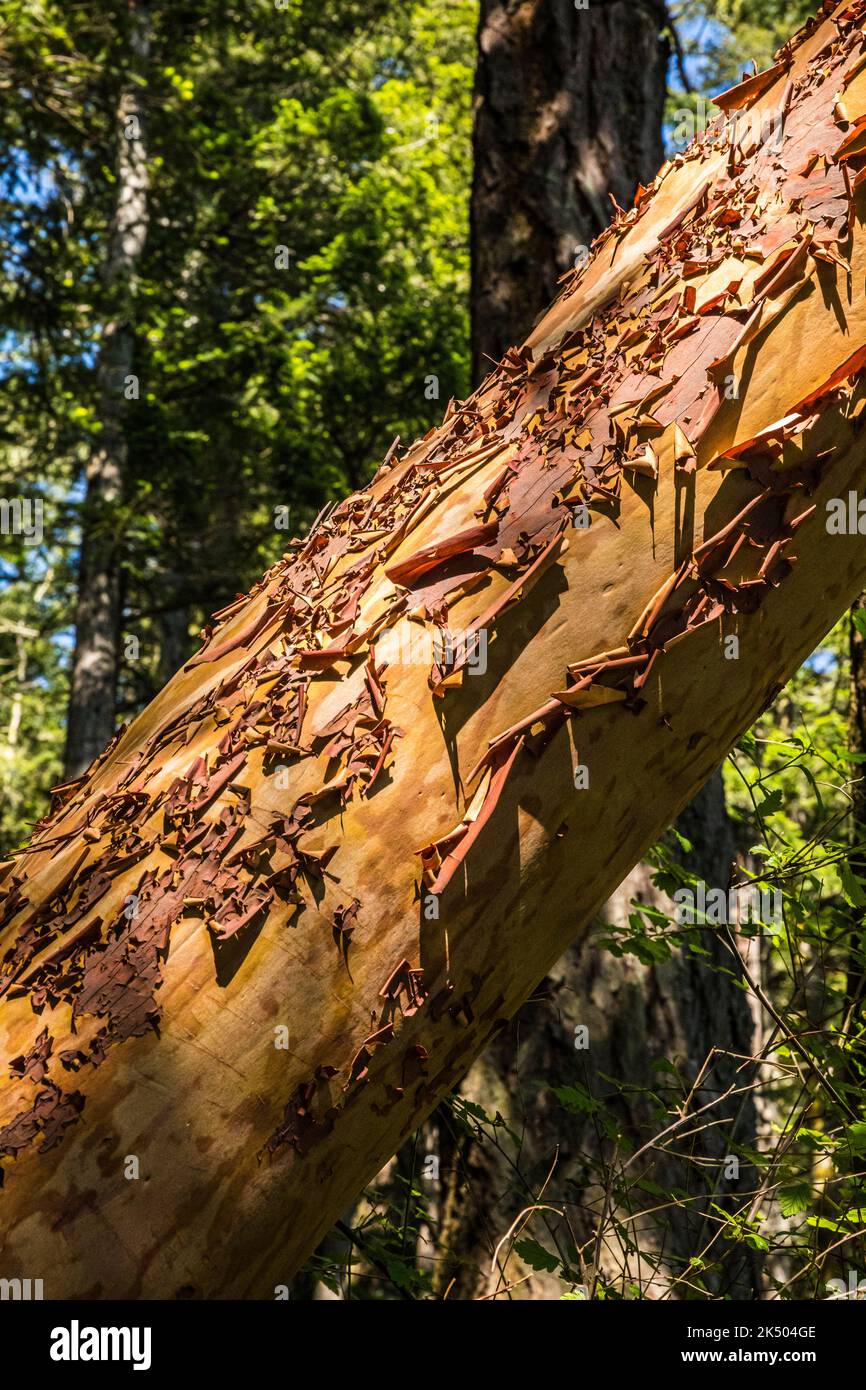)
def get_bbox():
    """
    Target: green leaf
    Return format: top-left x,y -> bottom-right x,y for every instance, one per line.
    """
755,788 -> 784,818
778,1183 -> 811,1218
839,864 -> 866,908
514,1238 -> 560,1274
844,1121 -> 866,1155
550,1084 -> 603,1116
